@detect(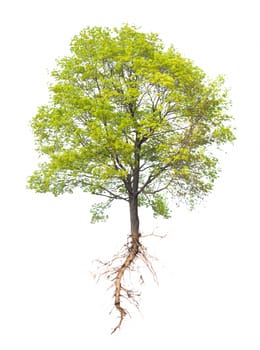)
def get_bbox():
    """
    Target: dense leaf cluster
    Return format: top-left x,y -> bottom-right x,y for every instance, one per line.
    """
29,25 -> 234,219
